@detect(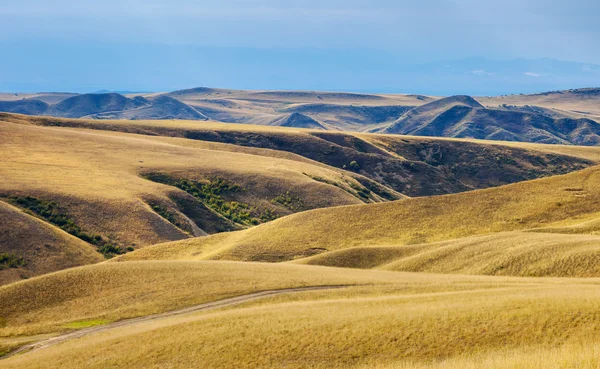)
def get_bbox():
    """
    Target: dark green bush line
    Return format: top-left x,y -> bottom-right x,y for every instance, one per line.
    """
11,196 -> 125,258
349,182 -> 371,199
271,191 -> 305,212
149,202 -> 191,233
0,253 -> 26,270
303,173 -> 371,203
303,173 -> 342,188
356,178 -> 399,201
143,173 -> 277,226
